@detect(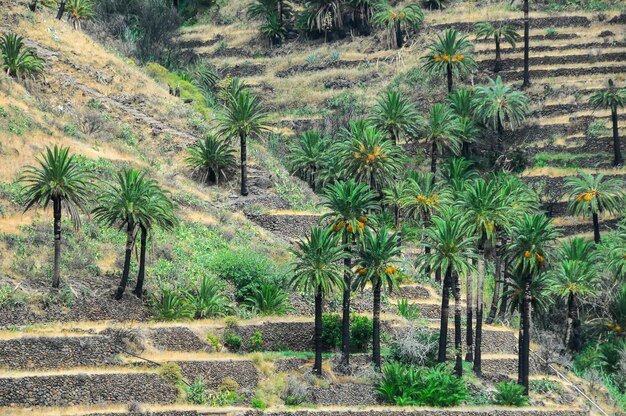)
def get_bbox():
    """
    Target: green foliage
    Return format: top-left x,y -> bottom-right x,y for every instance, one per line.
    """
0,33 -> 45,79
185,135 -> 237,185
396,298 -> 420,320
67,0 -> 95,30
218,377 -> 240,393
144,63 -> 209,115
321,313 -> 342,349
377,362 -> 469,407
251,397 -> 268,410
244,280 -> 293,315
372,2 -> 424,49
0,285 -> 28,308
321,313 -> 373,352
223,329 -> 243,352
206,332 -> 222,352
494,381 -> 529,406
184,378 -> 208,404
150,287 -> 195,320
157,362 -> 183,386
248,331 -> 264,352
586,120 -> 610,139
530,378 -> 561,395
184,275 -> 232,319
